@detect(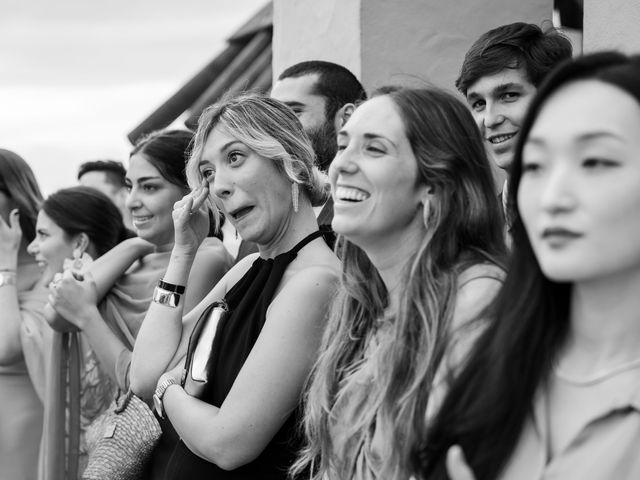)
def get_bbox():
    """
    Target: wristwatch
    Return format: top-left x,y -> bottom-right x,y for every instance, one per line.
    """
153,378 -> 179,418
0,271 -> 16,288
